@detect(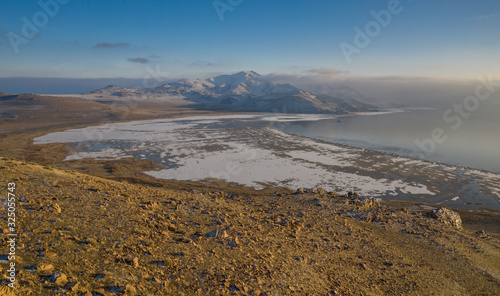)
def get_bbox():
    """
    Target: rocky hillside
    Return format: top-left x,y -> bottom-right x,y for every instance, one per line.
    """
1,158 -> 499,295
